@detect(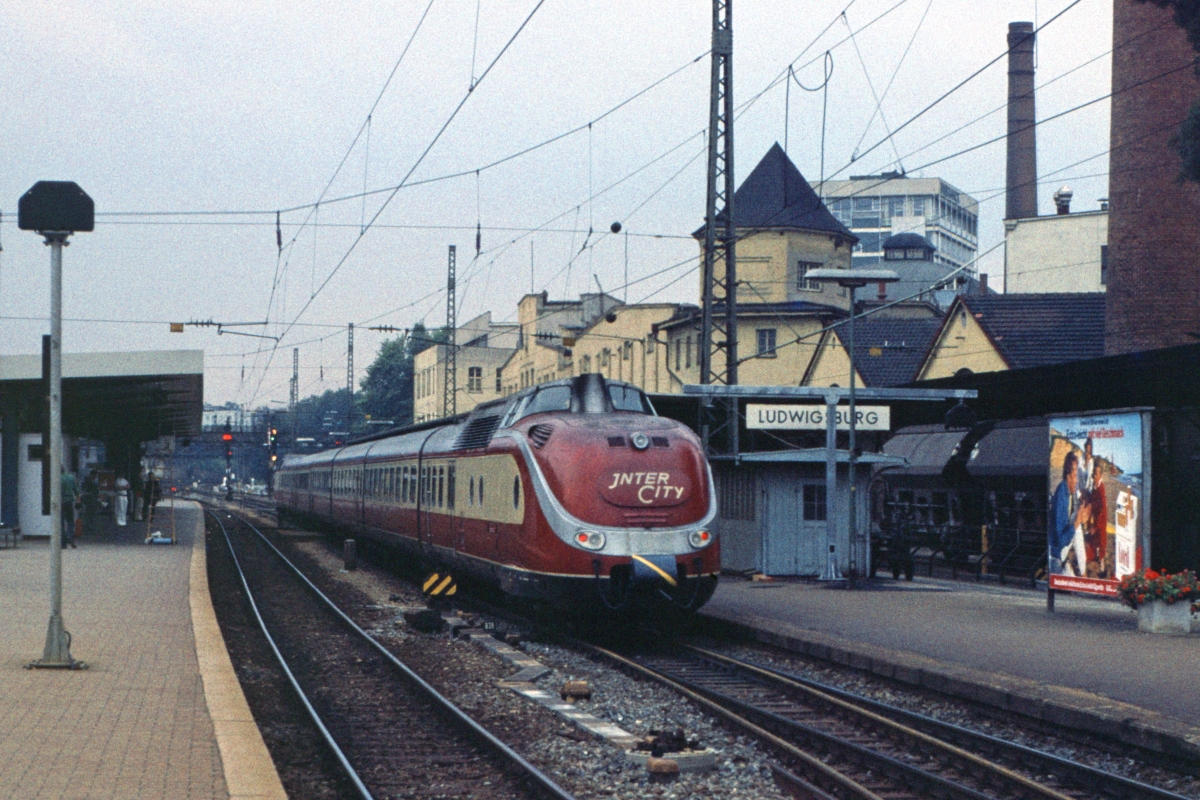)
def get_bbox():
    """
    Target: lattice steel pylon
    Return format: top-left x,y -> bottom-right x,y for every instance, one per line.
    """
346,322 -> 354,429
443,245 -> 457,419
698,0 -> 738,452
289,347 -> 298,434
